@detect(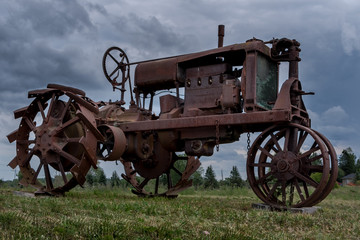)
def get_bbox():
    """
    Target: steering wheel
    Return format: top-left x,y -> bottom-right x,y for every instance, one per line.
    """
102,47 -> 130,88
